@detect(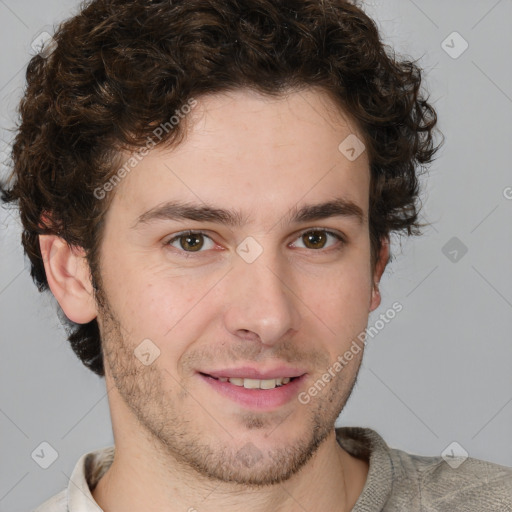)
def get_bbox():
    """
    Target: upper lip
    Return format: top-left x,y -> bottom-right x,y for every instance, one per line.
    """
199,366 -> 307,380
